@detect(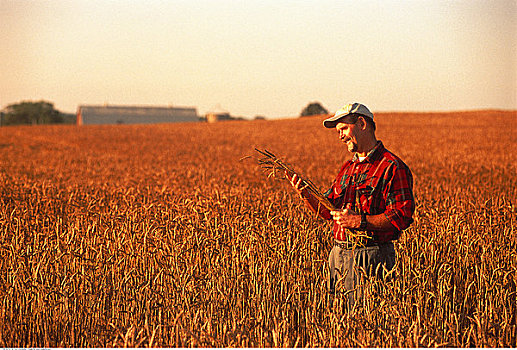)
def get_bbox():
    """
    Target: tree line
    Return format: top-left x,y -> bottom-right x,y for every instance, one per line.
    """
0,101 -> 75,126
